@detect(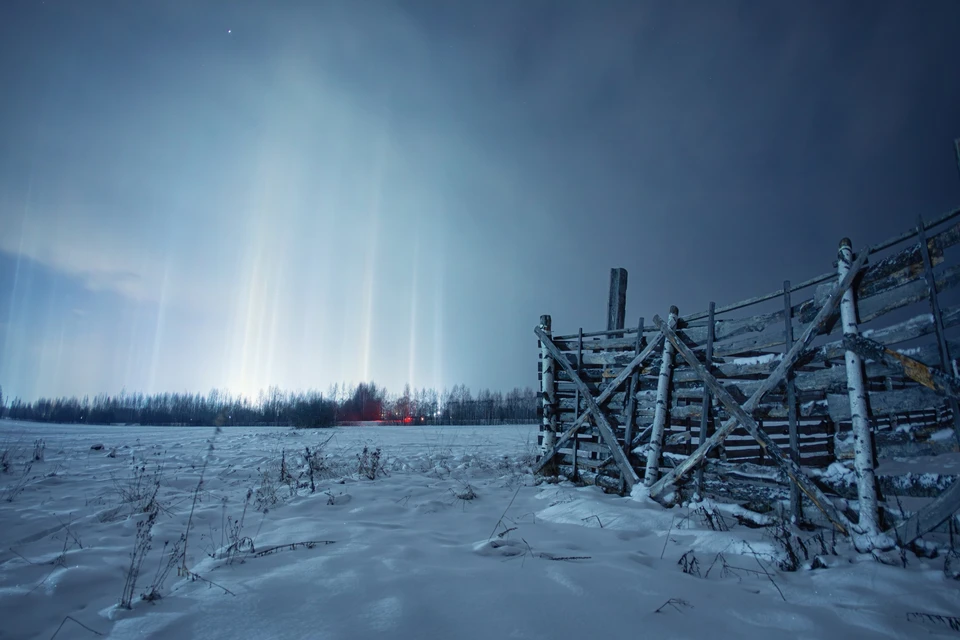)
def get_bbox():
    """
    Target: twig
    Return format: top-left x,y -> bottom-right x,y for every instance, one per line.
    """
660,515 -> 676,560
906,612 -> 960,632
181,427 -> 220,576
253,540 -> 336,558
184,570 -> 236,596
49,616 -> 103,639
9,548 -> 37,565
655,598 -> 692,614
743,541 -> 787,602
489,485 -> 522,539
581,515 -> 604,528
